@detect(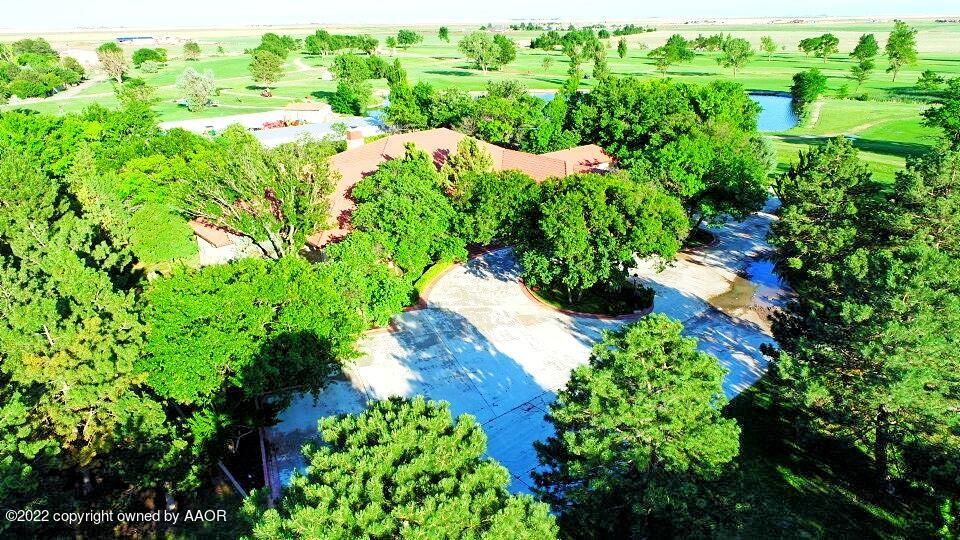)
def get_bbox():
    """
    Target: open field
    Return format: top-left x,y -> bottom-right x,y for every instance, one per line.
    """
4,19 -> 955,180
2,19 -> 952,182
6,20 -> 960,110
